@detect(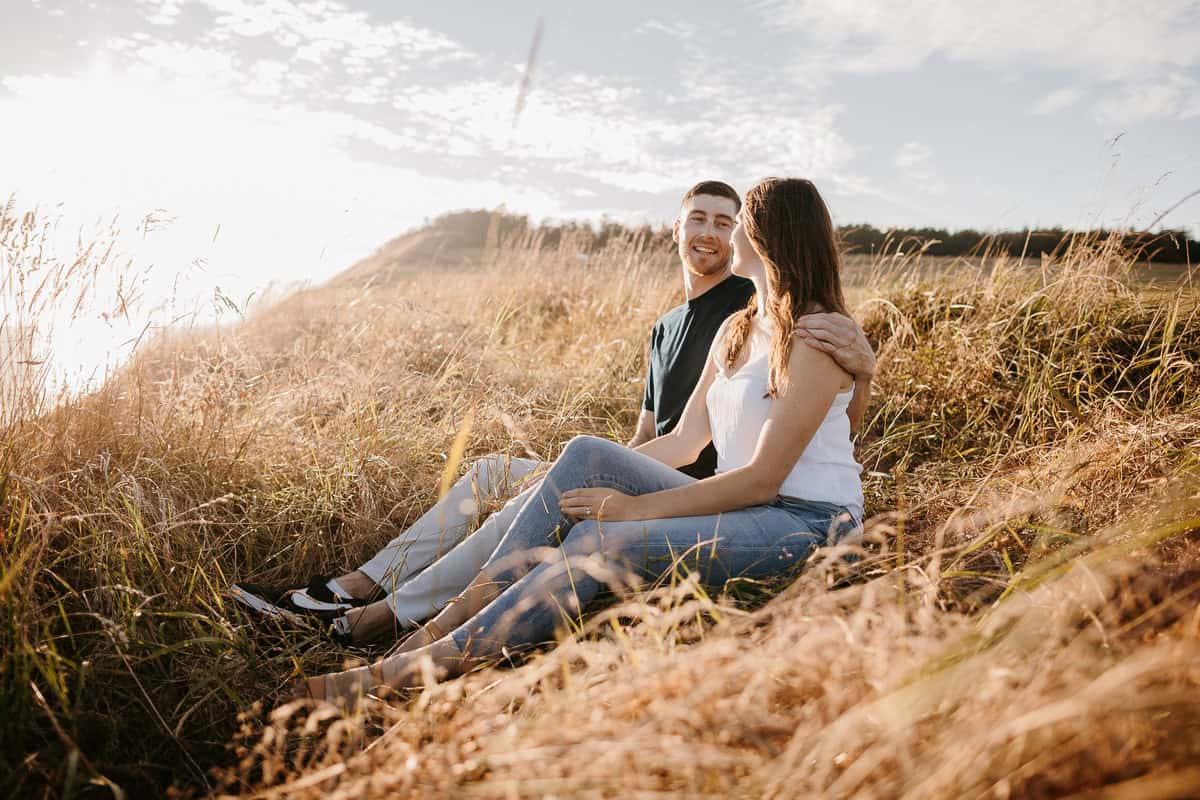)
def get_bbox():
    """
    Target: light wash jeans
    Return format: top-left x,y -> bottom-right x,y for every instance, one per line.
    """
449,435 -> 858,660
357,454 -> 542,625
